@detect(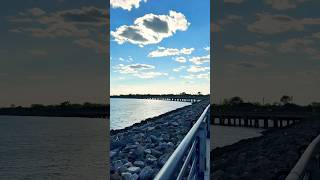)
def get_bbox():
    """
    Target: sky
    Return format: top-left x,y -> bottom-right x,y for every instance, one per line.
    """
0,1 -> 108,107
212,0 -> 320,105
110,0 -> 210,95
